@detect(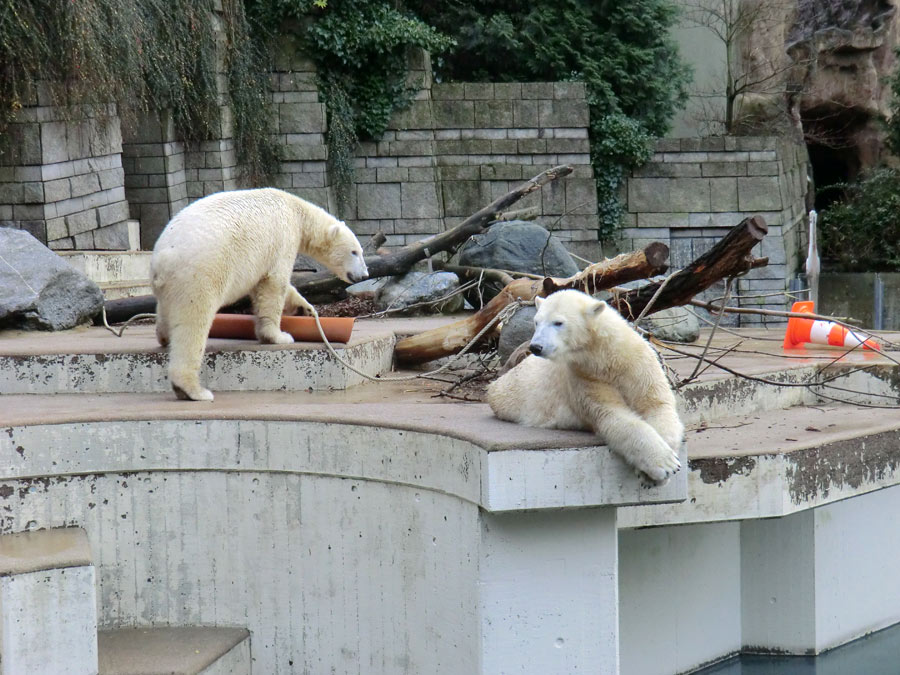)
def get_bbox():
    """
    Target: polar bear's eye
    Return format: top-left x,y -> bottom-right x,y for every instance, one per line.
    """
351,250 -> 359,256
552,320 -> 564,327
